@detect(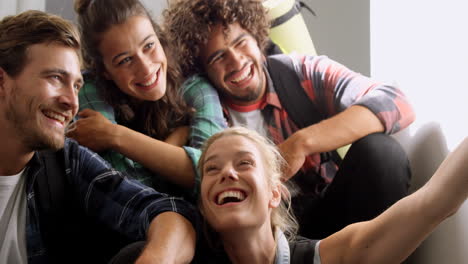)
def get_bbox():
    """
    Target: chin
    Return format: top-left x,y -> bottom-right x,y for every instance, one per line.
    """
211,216 -> 250,232
142,87 -> 167,102
31,133 -> 65,151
